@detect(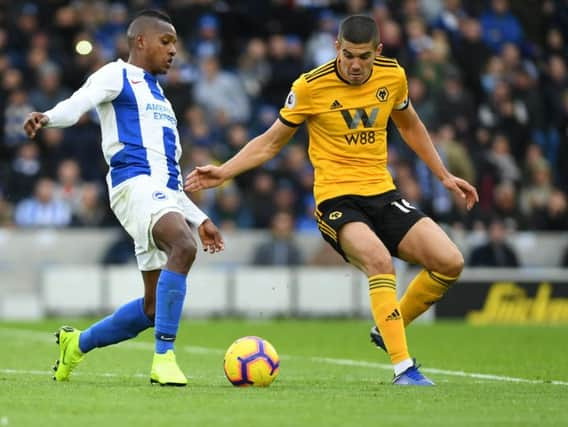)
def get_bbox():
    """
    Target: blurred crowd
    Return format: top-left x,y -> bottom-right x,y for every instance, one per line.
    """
0,0 -> 567,243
